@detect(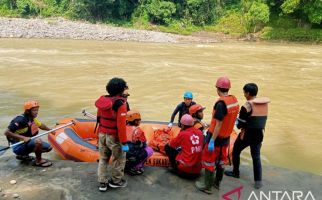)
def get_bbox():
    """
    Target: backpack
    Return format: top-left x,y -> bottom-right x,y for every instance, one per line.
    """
149,128 -> 174,155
